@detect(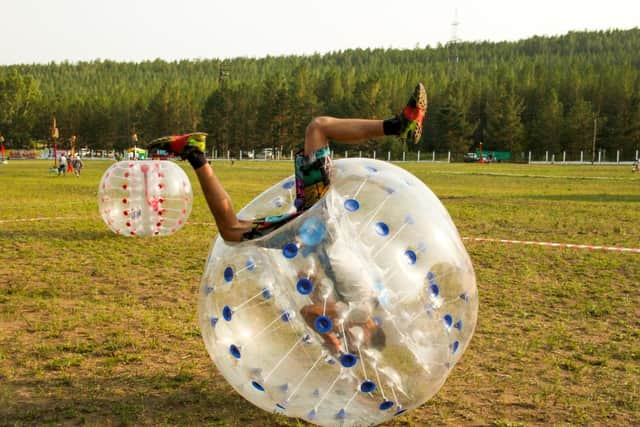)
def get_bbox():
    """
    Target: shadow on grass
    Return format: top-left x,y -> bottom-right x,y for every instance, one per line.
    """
2,374 -> 298,427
